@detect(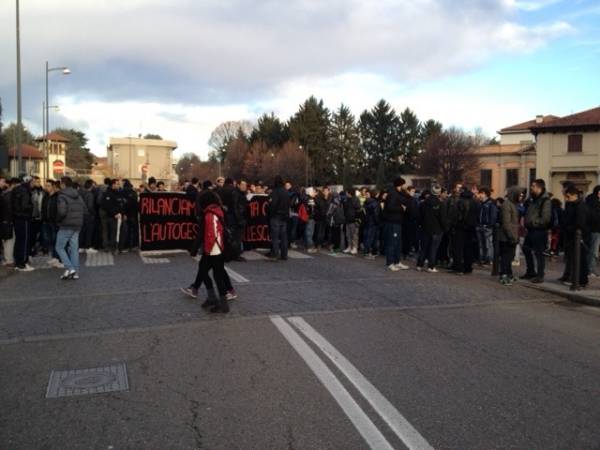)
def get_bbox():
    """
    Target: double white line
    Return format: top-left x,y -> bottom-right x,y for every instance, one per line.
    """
271,315 -> 433,450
